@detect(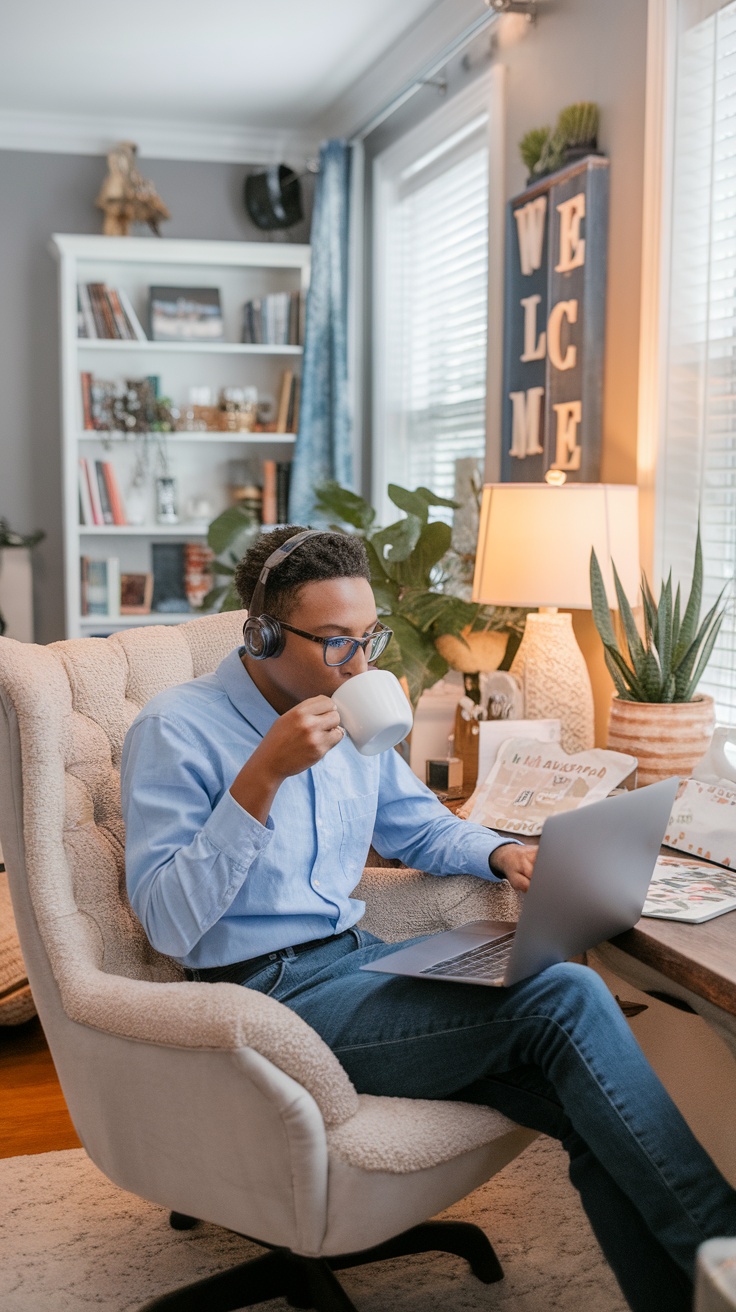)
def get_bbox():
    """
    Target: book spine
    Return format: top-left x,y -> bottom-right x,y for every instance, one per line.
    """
106,556 -> 120,618
80,371 -> 93,430
78,458 -> 94,526
78,284 -> 97,339
94,460 -> 114,524
285,374 -> 296,433
80,557 -> 89,615
85,559 -> 109,615
87,284 -> 111,338
276,461 -> 291,524
298,290 -> 306,347
107,288 -> 132,340
101,286 -> 121,338
101,461 -> 127,525
77,287 -> 88,339
275,369 -> 293,433
84,459 -> 104,526
117,287 -> 148,341
261,459 -> 278,525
